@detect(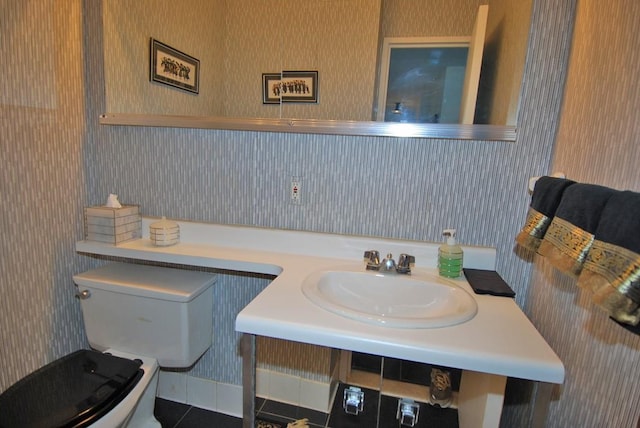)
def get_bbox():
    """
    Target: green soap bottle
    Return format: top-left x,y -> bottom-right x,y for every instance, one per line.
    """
438,229 -> 463,278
